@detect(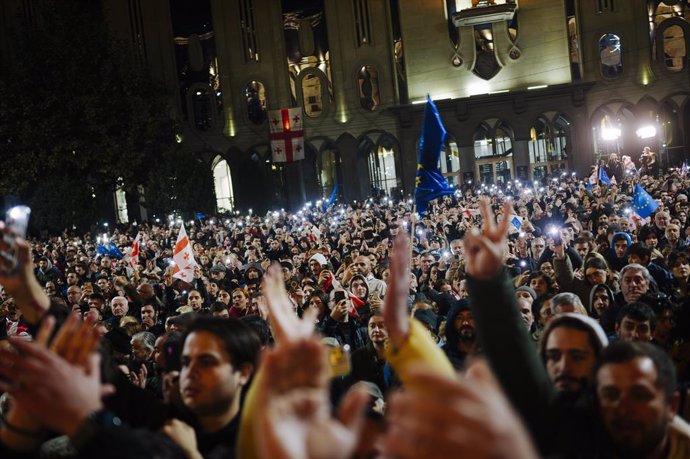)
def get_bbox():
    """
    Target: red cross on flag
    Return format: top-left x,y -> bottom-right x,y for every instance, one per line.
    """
125,233 -> 141,268
172,223 -> 199,281
269,107 -> 304,163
